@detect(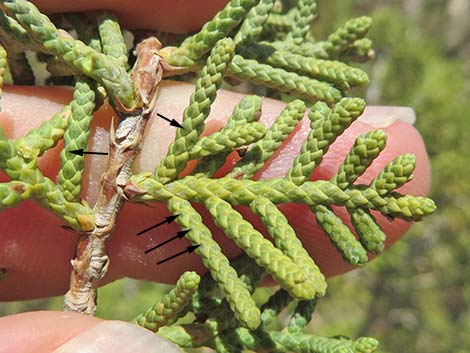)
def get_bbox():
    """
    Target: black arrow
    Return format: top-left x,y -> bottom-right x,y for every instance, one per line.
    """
69,149 -> 108,156
157,244 -> 200,265
144,229 -> 190,254
137,215 -> 179,236
156,113 -> 184,129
